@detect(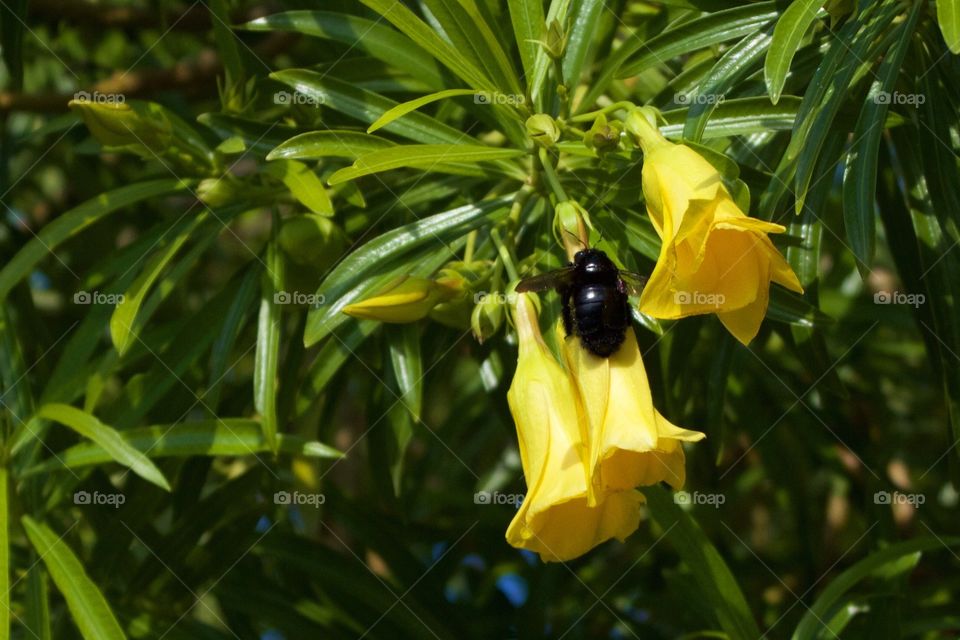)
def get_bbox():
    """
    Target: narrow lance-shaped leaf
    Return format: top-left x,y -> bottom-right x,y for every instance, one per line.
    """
35,404 -> 171,491
328,145 -> 525,184
240,11 -> 445,88
263,160 -> 333,216
267,131 -> 395,161
21,517 -> 127,640
0,179 -> 192,301
368,90 -> 479,134
507,0 -> 546,85
764,0 -> 826,104
937,0 -> 960,53
110,212 -> 209,356
255,226 -> 284,454
643,485 -> 761,640
842,0 -> 922,270
23,420 -> 342,476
